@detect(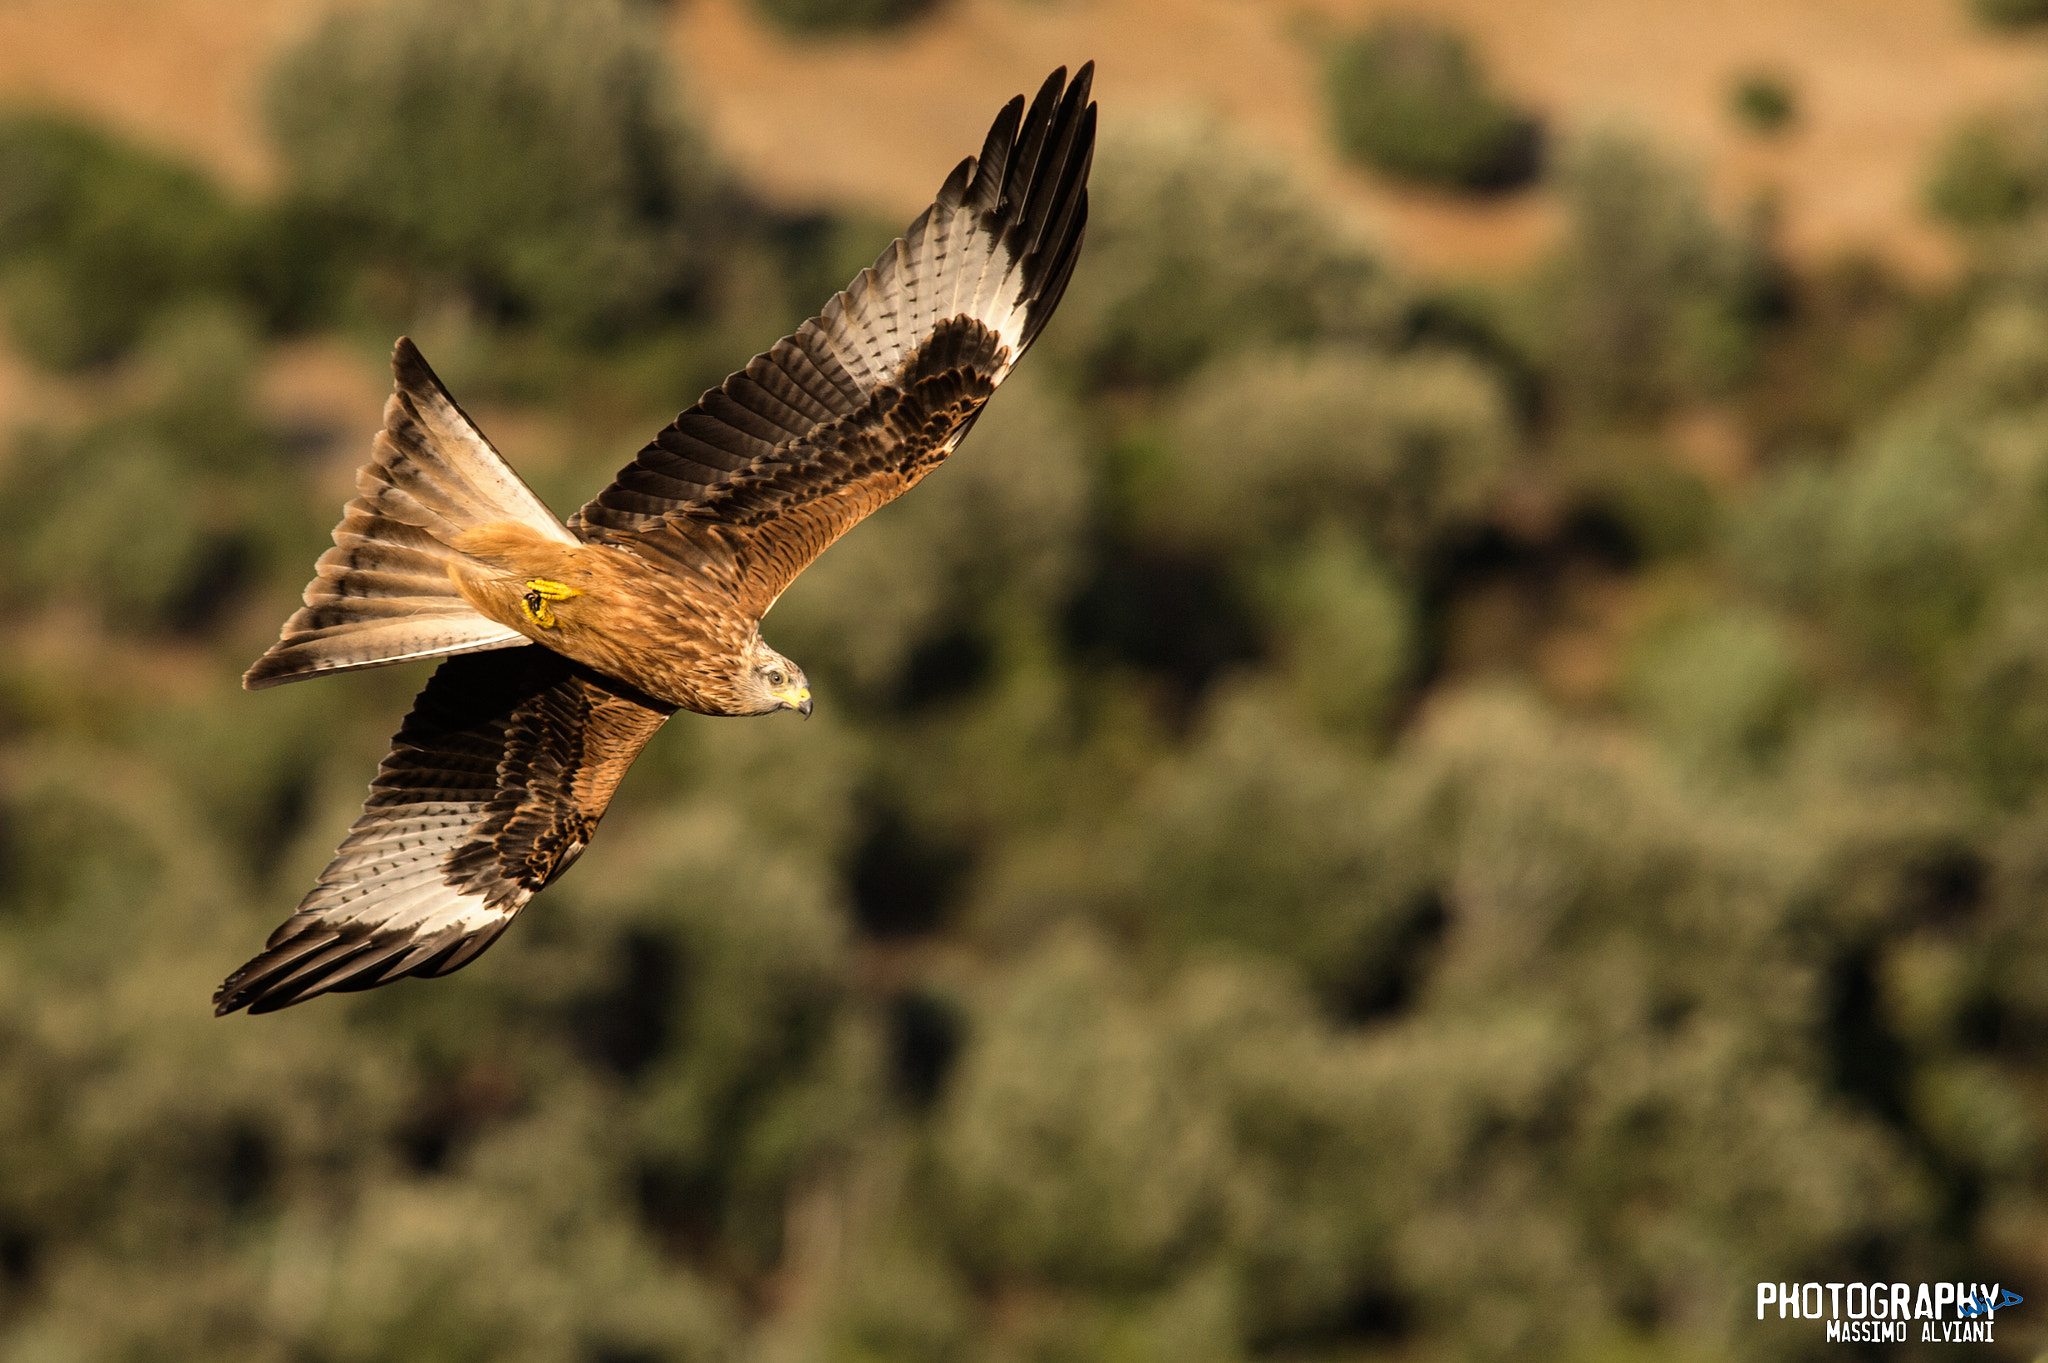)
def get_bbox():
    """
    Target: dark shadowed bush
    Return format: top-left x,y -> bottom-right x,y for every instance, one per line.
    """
1973,0 -> 2048,29
268,0 -> 725,343
1729,70 -> 1798,136
1325,18 -> 1540,193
